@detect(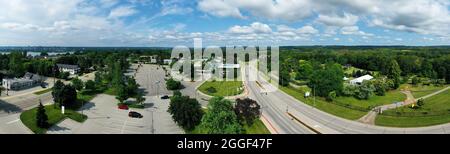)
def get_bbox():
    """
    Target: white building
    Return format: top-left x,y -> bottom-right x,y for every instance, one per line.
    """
57,64 -> 80,75
2,73 -> 43,90
350,75 -> 373,85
